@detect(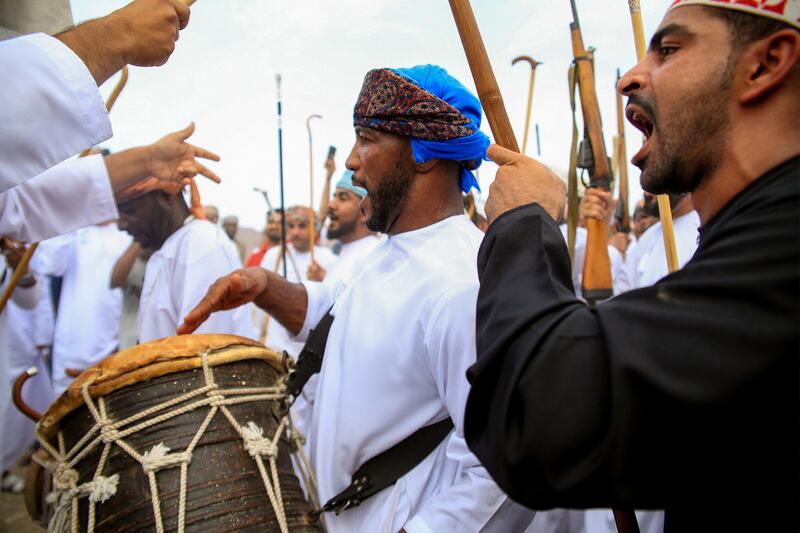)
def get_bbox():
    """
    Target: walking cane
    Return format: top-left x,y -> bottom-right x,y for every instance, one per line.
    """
306,114 -> 322,262
511,55 -> 542,155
